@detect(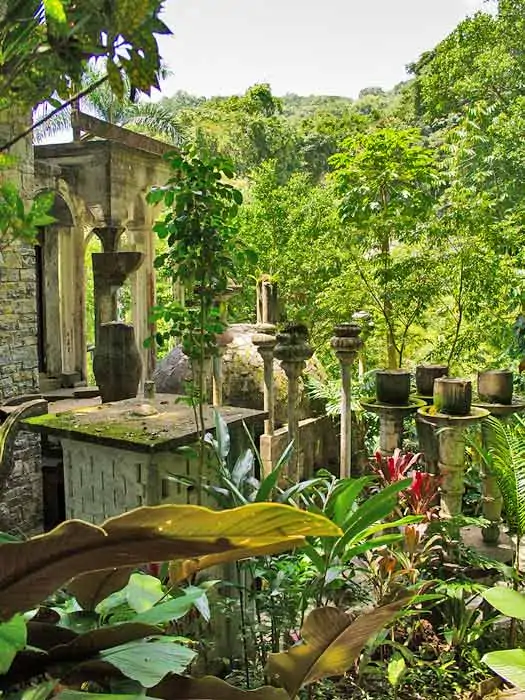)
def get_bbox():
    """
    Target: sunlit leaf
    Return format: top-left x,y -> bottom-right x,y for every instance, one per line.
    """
0,503 -> 340,620
483,649 -> 525,689
267,599 -> 409,698
0,615 -> 26,673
